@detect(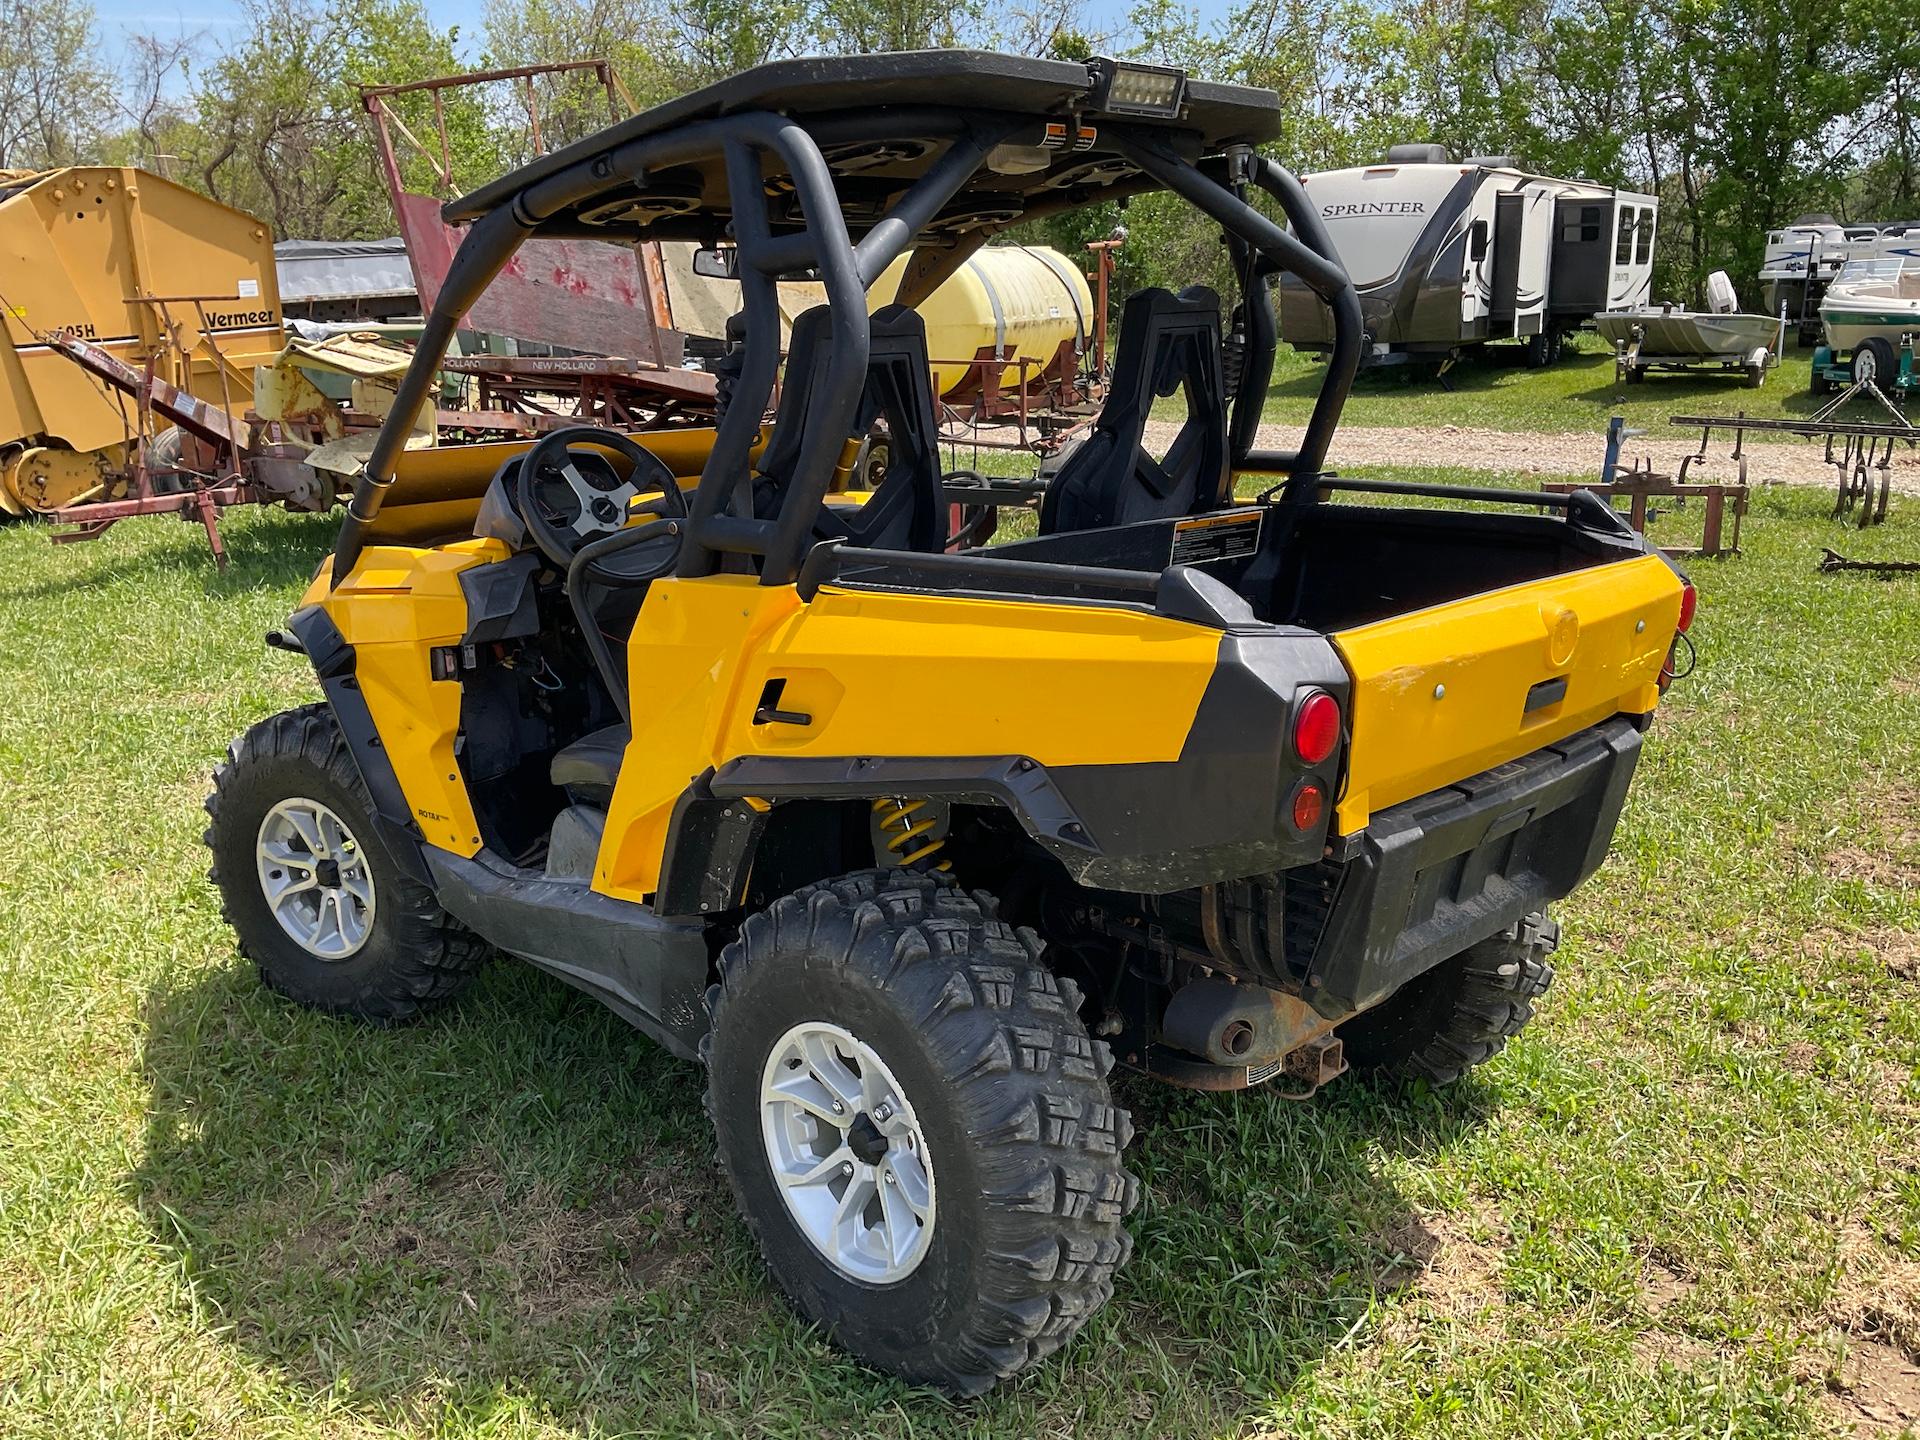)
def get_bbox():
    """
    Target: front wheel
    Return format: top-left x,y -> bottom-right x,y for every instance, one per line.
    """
1336,913 -> 1558,1085
204,703 -> 488,1021
704,869 -> 1137,1395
